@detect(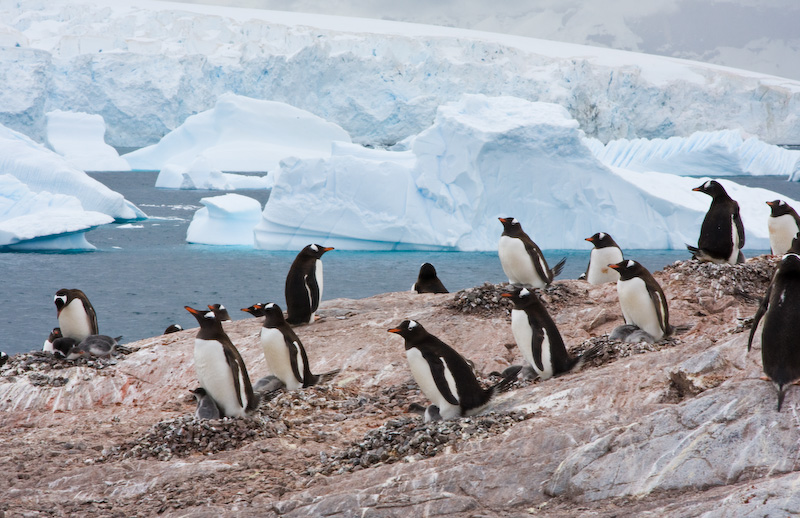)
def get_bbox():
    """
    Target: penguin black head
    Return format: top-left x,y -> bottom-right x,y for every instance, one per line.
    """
585,232 -> 619,249
53,289 -> 71,312
300,244 -> 334,259
191,387 -> 209,398
241,303 -> 266,318
779,253 -> 800,274
185,306 -> 220,328
261,303 -> 288,328
0,351 -> 8,367
208,304 -> 231,322
164,324 -> 183,334
767,199 -> 797,218
692,180 -> 730,199
388,319 -> 427,344
608,259 -> 648,281
418,262 -> 438,279
48,327 -> 63,341
51,336 -> 79,358
500,287 -> 540,309
498,217 -> 522,234
789,232 -> 800,254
